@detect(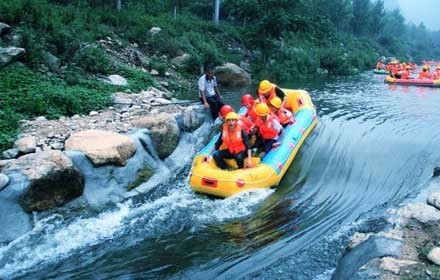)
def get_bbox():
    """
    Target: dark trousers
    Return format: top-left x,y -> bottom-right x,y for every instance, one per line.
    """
213,149 -> 246,169
201,95 -> 224,119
